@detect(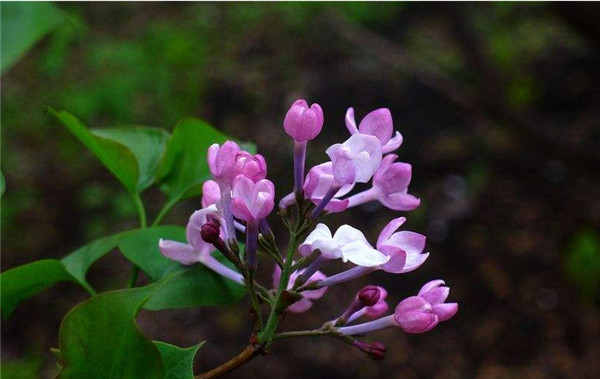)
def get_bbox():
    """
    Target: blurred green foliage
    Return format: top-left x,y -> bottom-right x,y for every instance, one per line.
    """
565,229 -> 600,302
0,2 -> 66,73
0,352 -> 43,379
